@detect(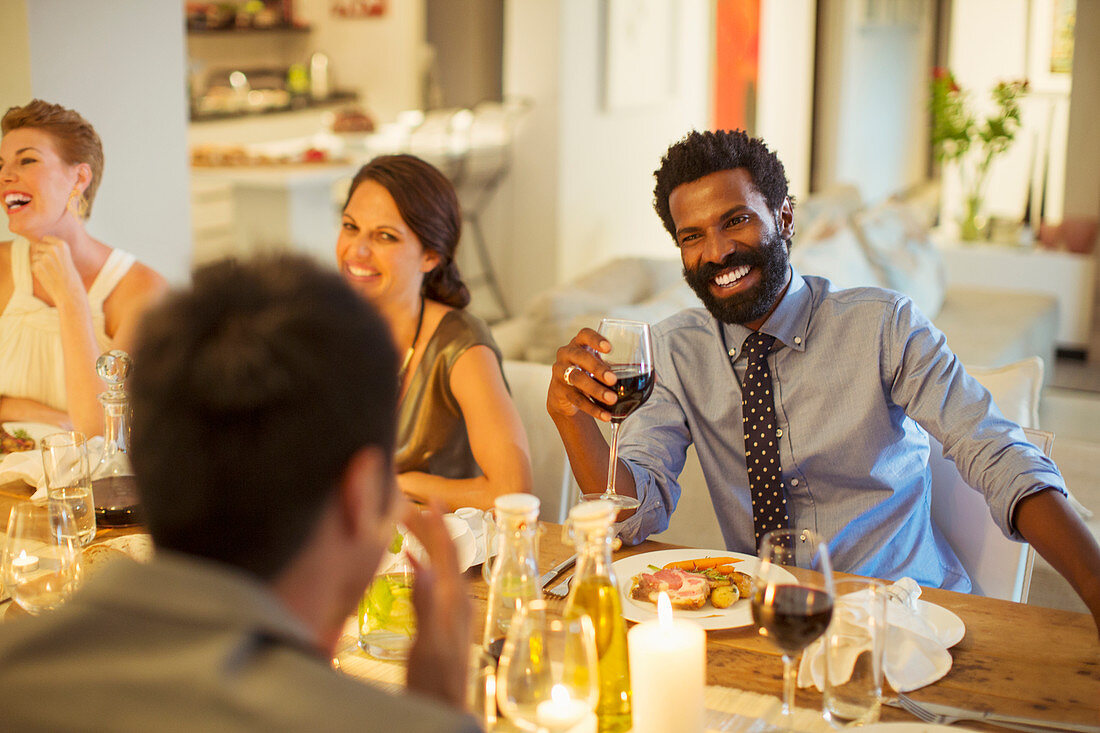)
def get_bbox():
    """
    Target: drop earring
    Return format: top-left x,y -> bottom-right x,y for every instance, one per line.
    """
67,188 -> 89,219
